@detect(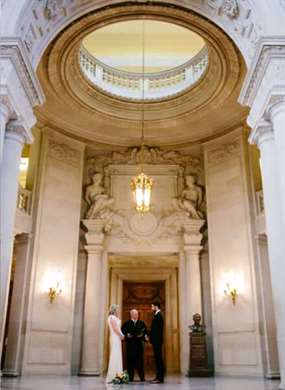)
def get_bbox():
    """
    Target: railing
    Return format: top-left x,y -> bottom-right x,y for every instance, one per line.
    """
79,45 -> 209,100
256,190 -> 264,215
17,186 -> 32,214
